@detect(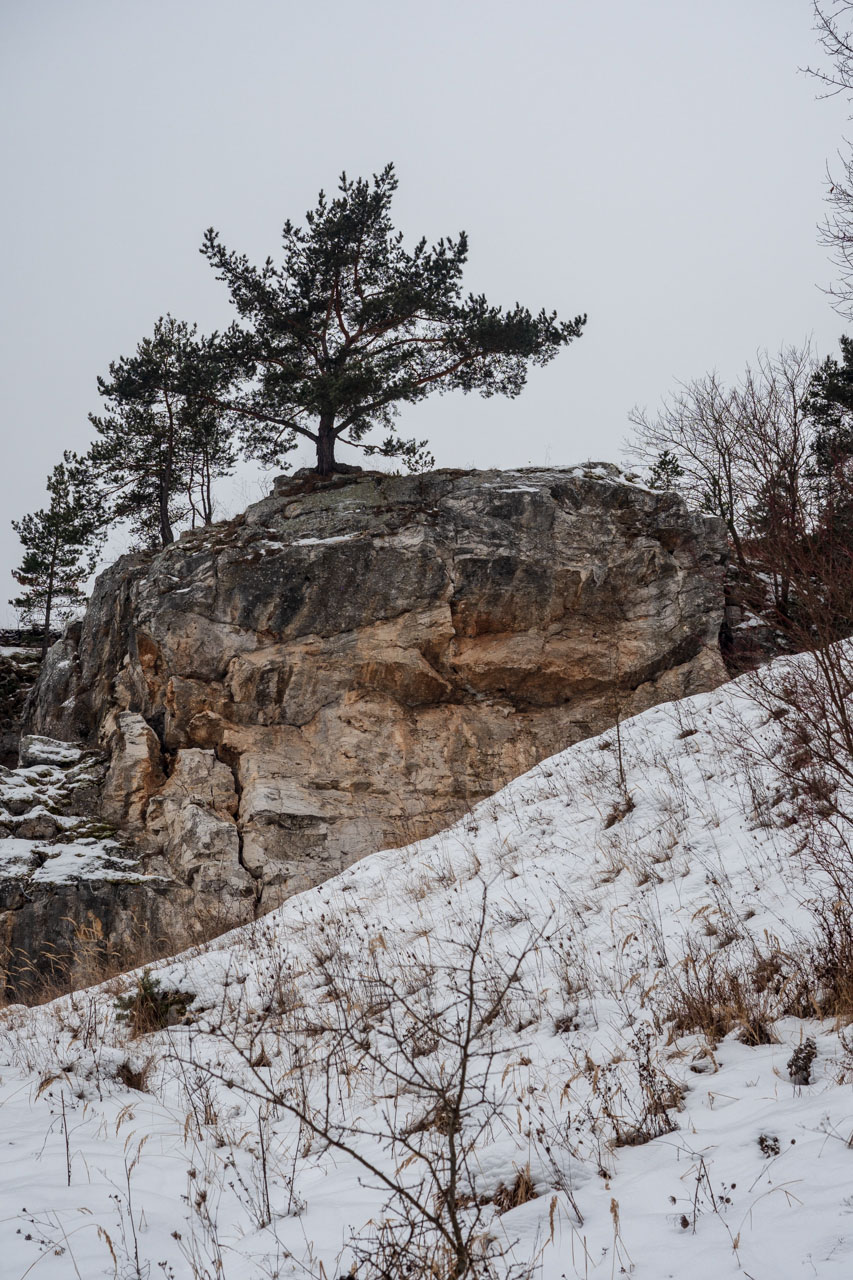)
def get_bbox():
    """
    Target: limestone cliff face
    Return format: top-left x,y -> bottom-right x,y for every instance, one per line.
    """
26,465 -> 728,913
